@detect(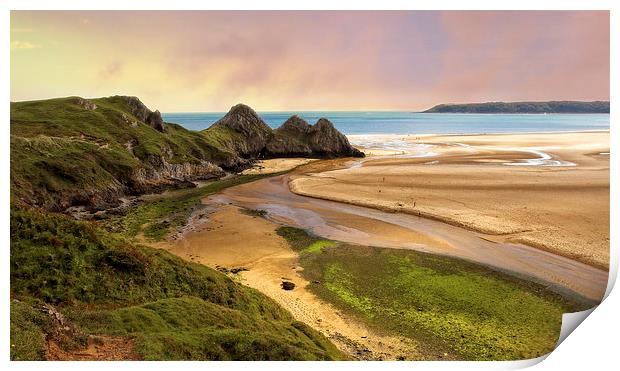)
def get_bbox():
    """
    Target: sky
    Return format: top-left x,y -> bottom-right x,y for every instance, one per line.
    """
10,11 -> 610,112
